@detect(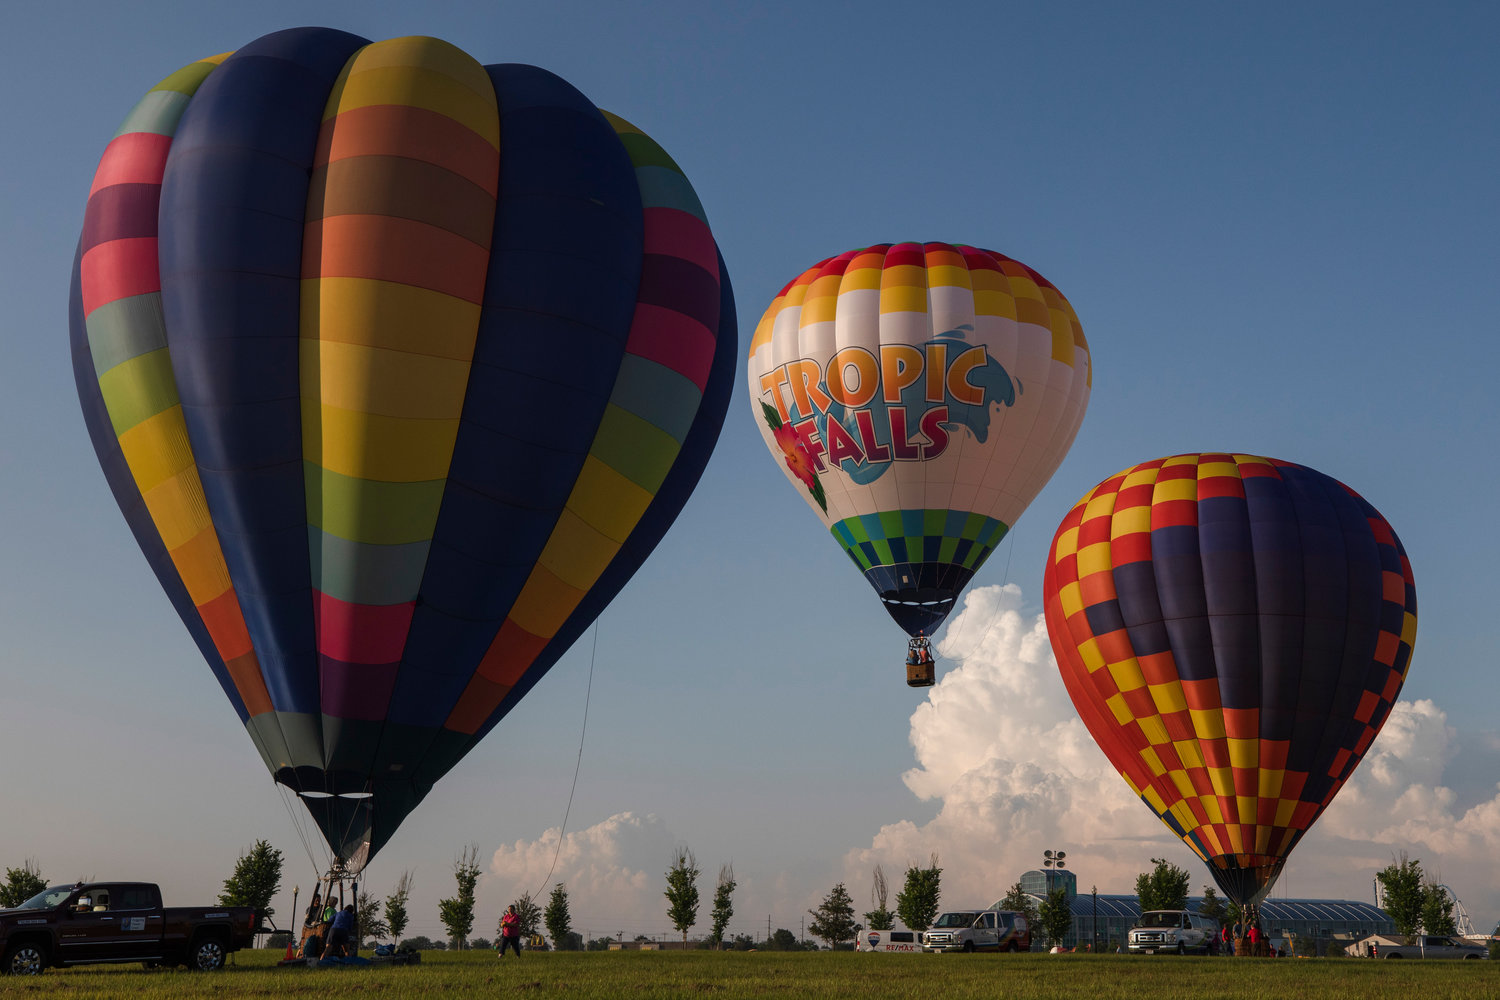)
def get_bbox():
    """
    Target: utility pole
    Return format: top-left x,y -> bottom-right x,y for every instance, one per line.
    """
767,915 -> 771,943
